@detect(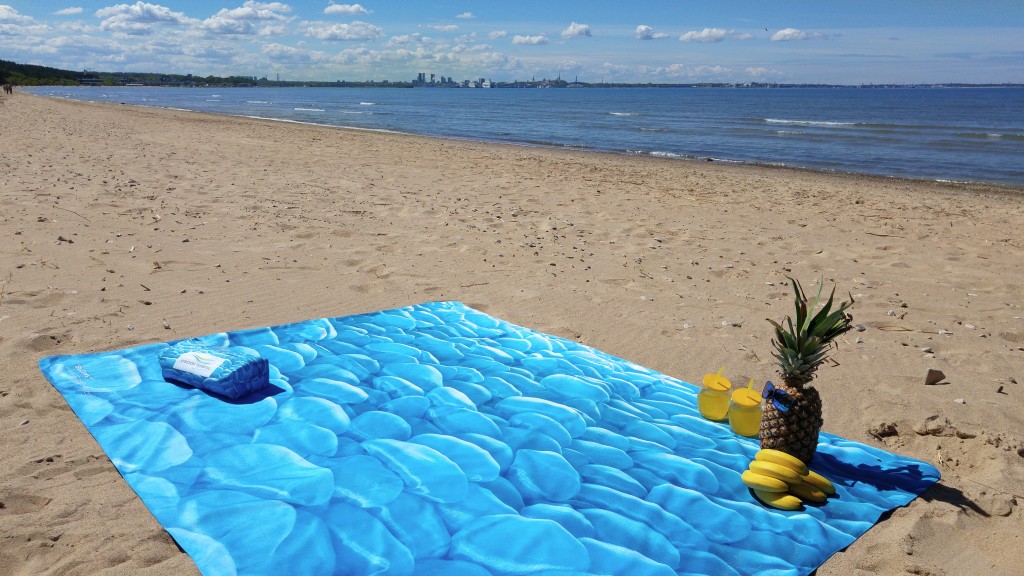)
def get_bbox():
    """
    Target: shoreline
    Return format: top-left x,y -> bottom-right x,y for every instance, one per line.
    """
25,87 -> 1024,190
2,92 -> 1022,575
